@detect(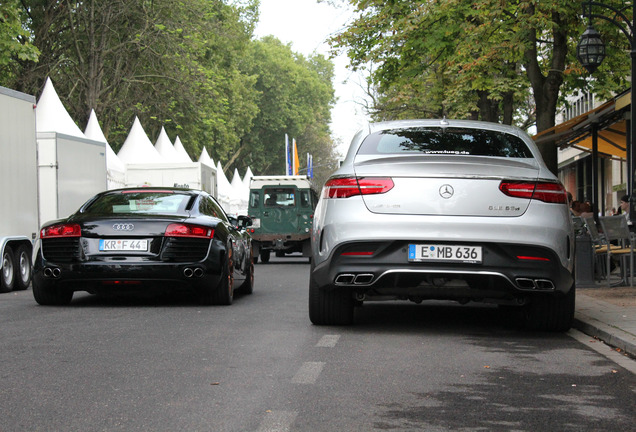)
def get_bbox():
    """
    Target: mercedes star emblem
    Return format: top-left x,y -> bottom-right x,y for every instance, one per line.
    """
439,184 -> 454,199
